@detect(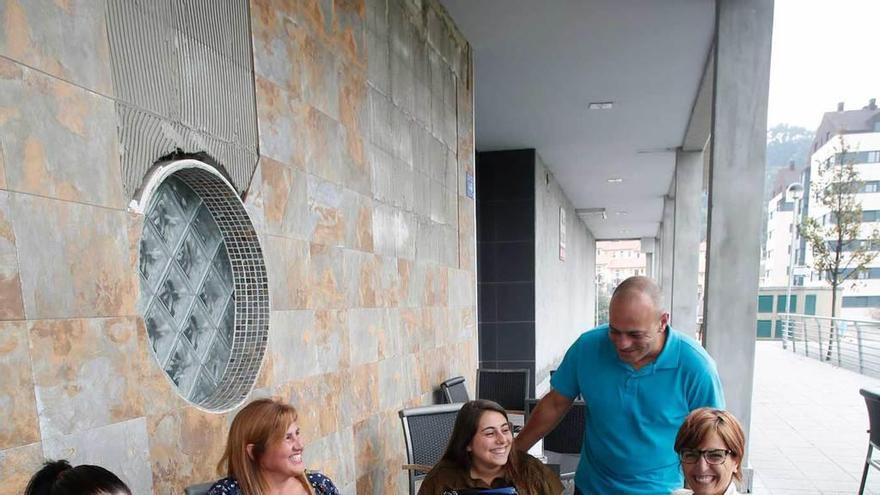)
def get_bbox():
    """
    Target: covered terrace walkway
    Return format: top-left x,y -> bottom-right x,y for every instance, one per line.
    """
751,341 -> 880,494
